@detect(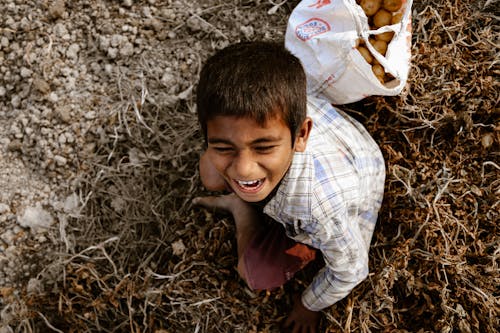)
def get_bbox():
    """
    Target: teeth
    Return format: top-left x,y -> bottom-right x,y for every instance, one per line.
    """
237,179 -> 261,186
